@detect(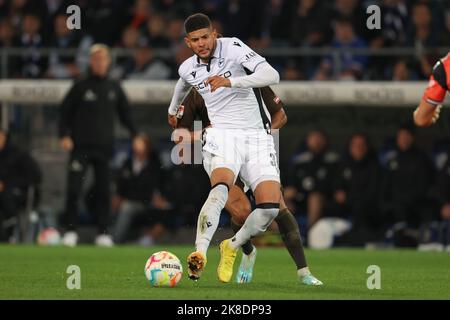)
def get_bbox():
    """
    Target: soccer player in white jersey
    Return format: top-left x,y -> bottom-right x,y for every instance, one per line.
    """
167,13 -> 282,282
